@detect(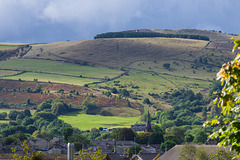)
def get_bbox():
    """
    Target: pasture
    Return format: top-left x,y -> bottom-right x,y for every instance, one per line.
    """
0,72 -> 100,86
90,69 -> 211,110
0,59 -> 123,79
0,70 -> 22,77
59,112 -> 140,130
128,60 -> 219,81
0,45 -> 19,51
